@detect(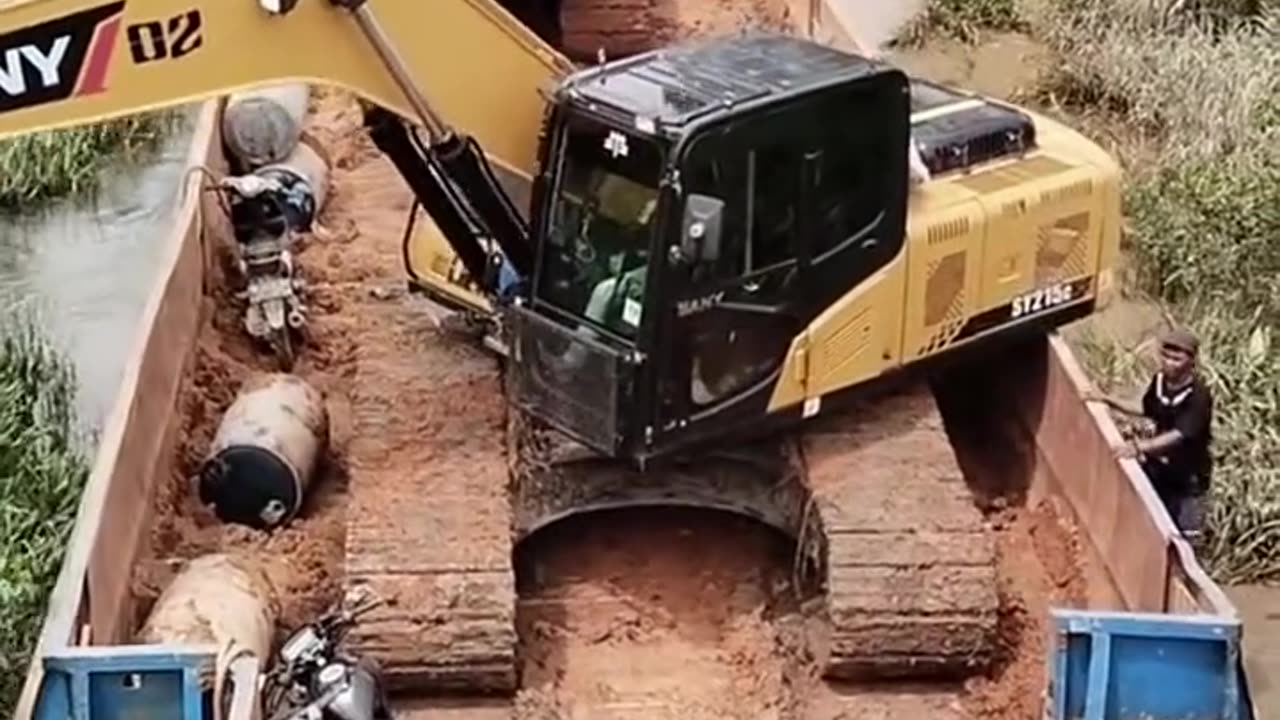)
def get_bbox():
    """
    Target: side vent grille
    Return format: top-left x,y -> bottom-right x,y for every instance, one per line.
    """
927,217 -> 970,246
817,307 -> 873,383
1041,179 -> 1094,205
1002,199 -> 1027,218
